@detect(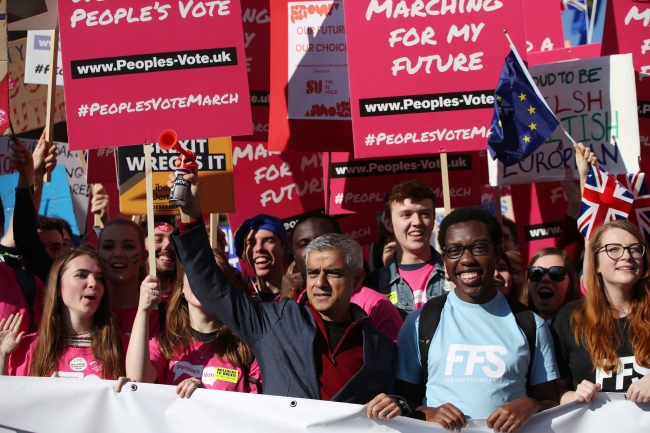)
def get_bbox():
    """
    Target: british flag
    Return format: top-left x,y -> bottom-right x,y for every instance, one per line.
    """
578,165 -> 634,240
618,172 -> 650,242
